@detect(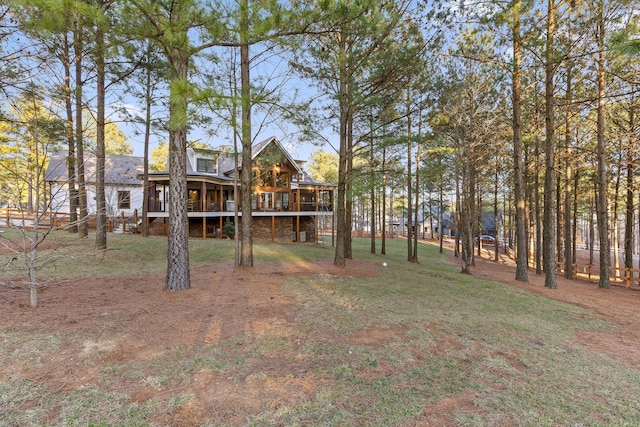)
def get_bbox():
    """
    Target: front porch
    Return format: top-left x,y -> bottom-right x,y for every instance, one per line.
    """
147,180 -> 333,214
